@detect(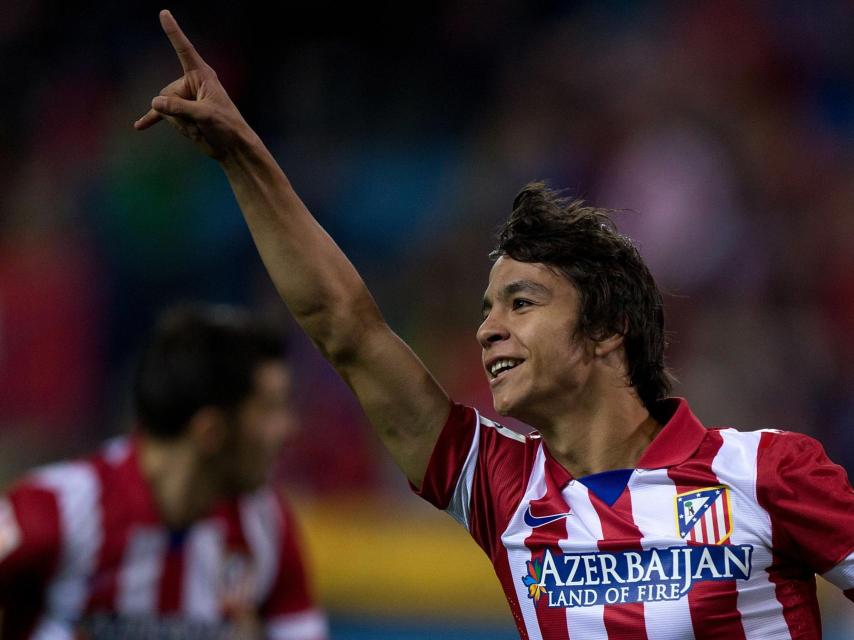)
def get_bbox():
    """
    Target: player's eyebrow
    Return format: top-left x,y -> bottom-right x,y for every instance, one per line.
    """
504,280 -> 551,298
481,279 -> 552,317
